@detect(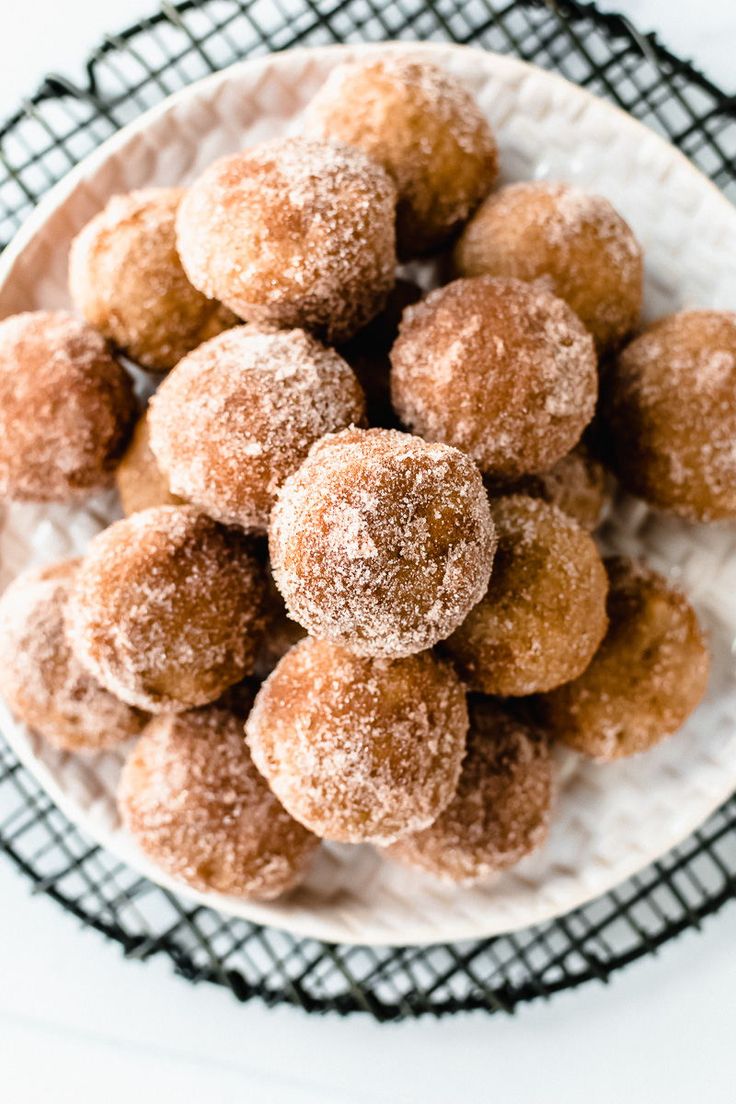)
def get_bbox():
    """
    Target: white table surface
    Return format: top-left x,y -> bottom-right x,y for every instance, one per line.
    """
1,3 -> 735,1102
